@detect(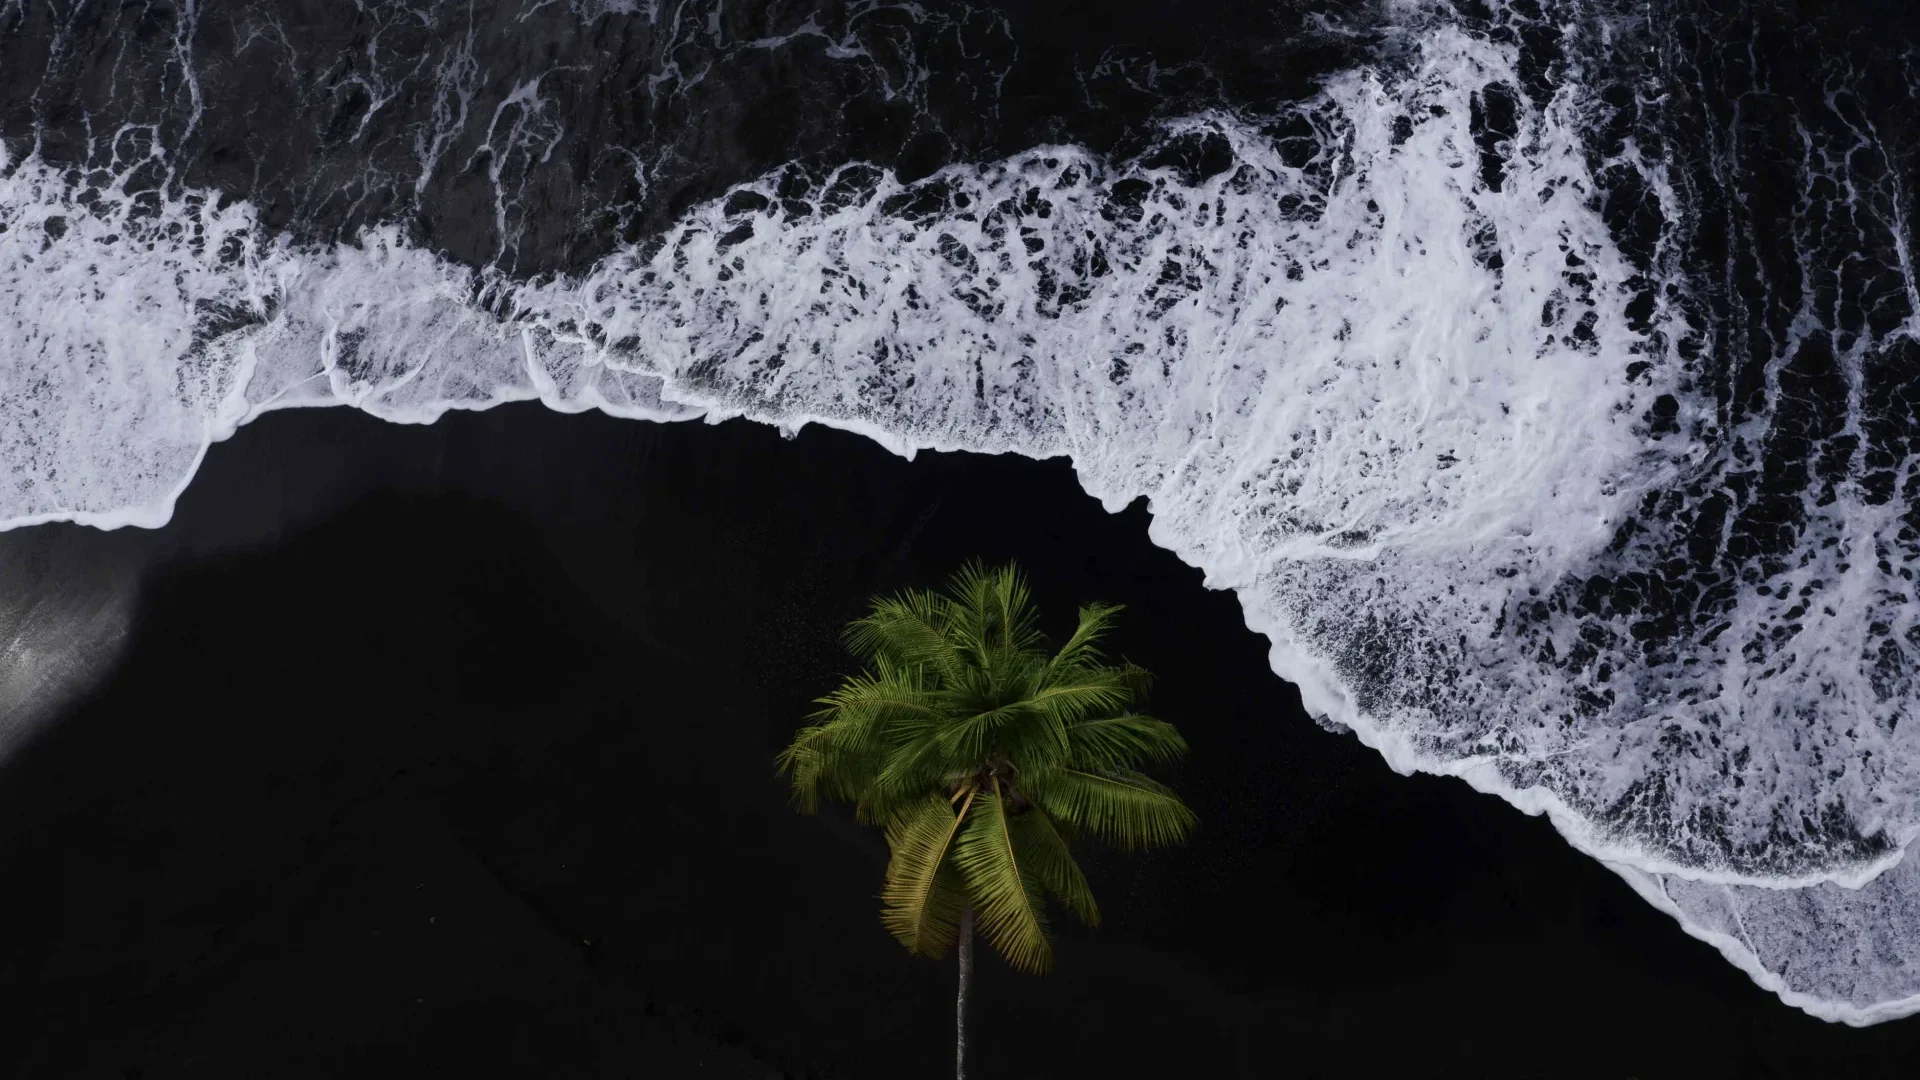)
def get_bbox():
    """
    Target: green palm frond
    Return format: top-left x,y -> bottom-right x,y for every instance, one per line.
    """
870,739 -> 972,820
1063,713 -> 1189,771
1025,673 -> 1138,723
989,565 -> 1045,654
1048,602 -> 1123,672
1026,766 -> 1197,851
773,727 -> 831,812
881,791 -> 977,957
949,561 -> 1045,657
806,664 -> 941,736
844,590 -> 966,679
952,778 -> 1053,974
776,718 -> 886,813
931,704 -> 1029,761
1115,662 -> 1155,699
1009,806 -> 1100,928
783,660 -> 944,814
